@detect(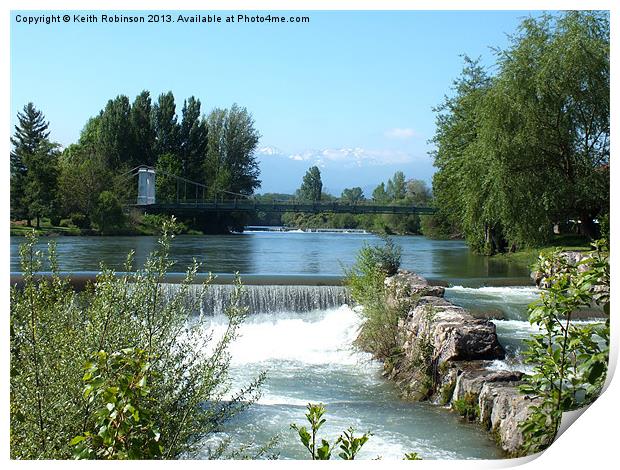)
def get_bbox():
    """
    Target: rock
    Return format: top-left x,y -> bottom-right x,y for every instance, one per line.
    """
468,308 -> 507,321
385,270 -> 445,300
453,364 -> 523,400
403,297 -> 505,364
480,382 -> 543,454
383,269 -> 537,456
